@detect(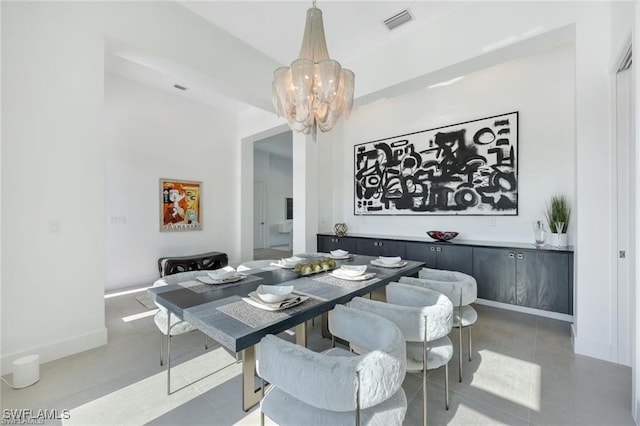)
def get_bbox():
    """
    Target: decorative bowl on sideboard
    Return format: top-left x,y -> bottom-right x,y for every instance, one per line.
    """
427,231 -> 459,242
